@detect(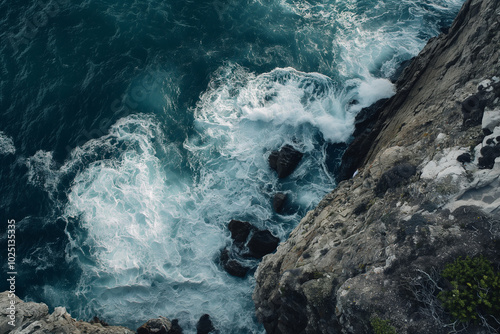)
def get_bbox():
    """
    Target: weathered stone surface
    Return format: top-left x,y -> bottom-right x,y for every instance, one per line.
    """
0,292 -> 134,334
269,145 -> 304,178
374,163 -> 417,196
253,0 -> 500,332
